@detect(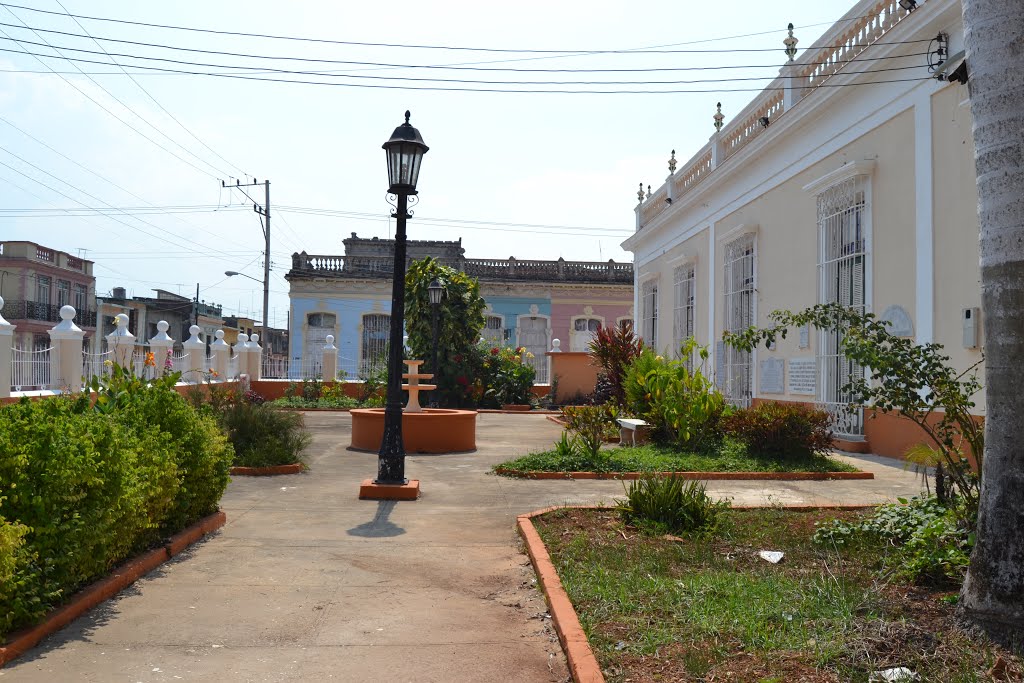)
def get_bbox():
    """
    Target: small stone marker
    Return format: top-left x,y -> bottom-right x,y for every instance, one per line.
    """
869,667 -> 920,683
758,551 -> 784,564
